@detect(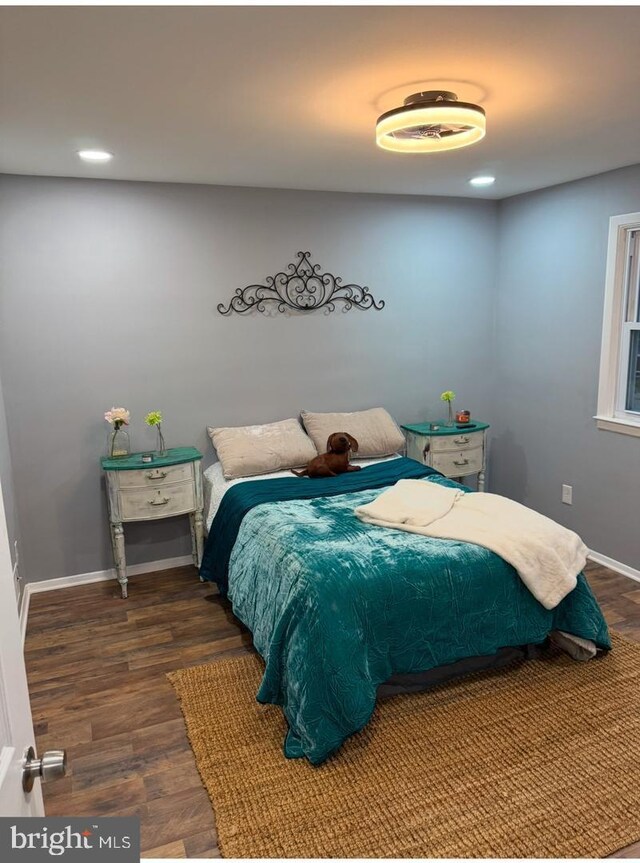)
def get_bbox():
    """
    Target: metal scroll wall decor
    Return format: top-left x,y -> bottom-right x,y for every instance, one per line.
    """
217,251 -> 385,315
